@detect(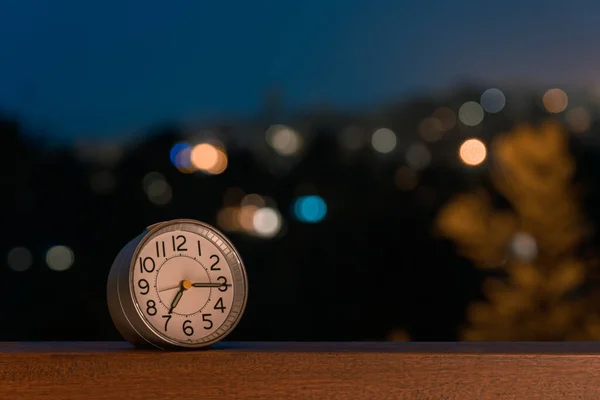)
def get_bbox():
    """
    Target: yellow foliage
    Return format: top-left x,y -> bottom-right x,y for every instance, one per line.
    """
435,120 -> 595,341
